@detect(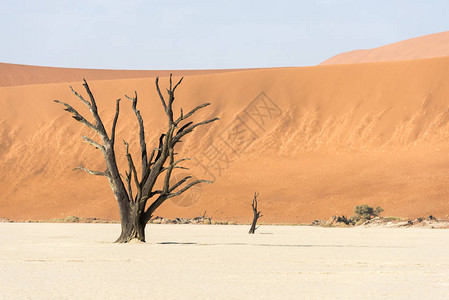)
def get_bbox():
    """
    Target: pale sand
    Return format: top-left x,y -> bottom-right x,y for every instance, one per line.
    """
1,224 -> 448,299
